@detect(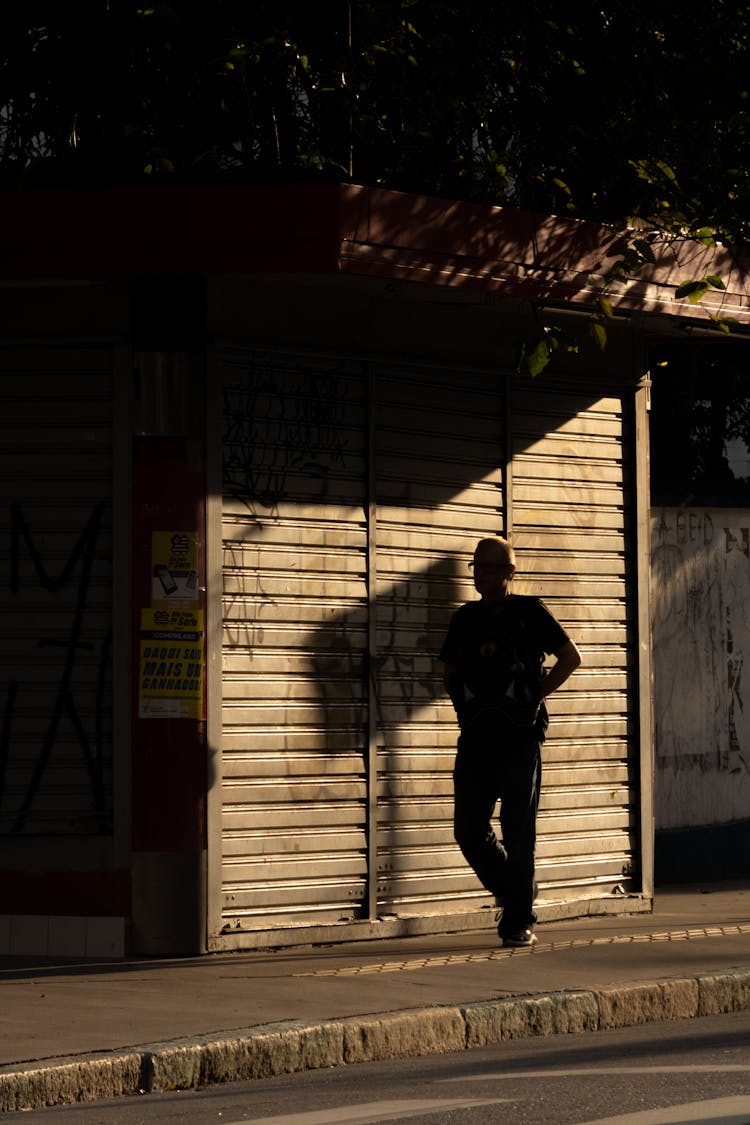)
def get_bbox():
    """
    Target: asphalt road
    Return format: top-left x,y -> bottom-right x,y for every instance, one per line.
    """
8,1010 -> 750,1125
